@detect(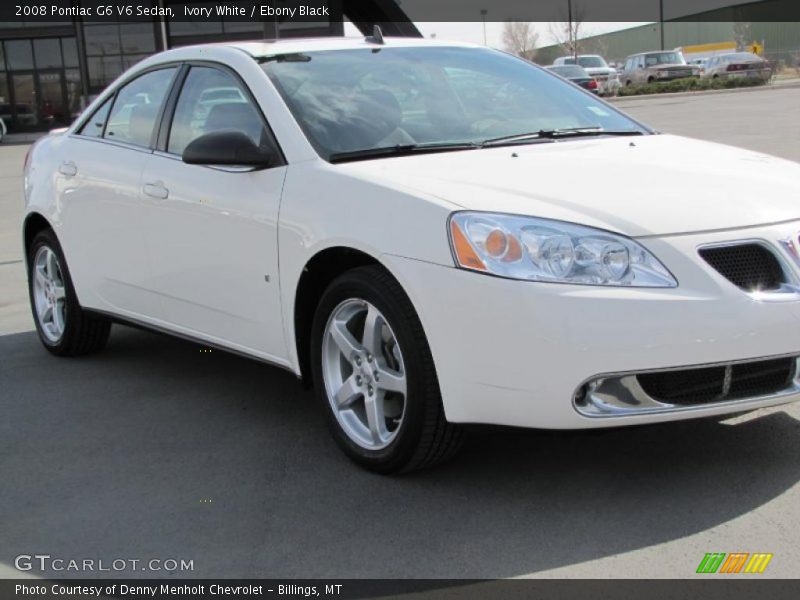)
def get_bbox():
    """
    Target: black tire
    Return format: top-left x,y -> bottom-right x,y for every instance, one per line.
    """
310,265 -> 463,473
27,229 -> 110,356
